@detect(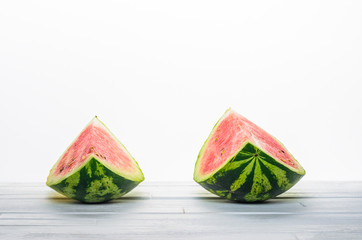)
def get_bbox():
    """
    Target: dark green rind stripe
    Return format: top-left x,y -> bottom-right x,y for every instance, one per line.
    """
197,143 -> 304,202
49,158 -> 141,203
